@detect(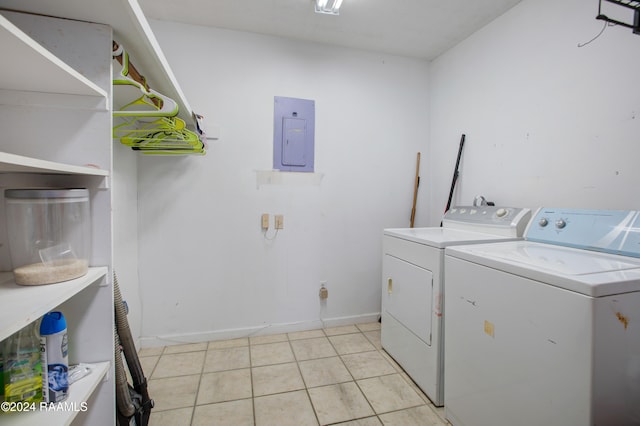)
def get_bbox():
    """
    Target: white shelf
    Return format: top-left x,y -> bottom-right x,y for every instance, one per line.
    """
0,8 -> 116,424
0,152 -> 109,176
0,361 -> 110,426
0,0 -> 195,124
0,14 -> 107,98
0,267 -> 108,342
